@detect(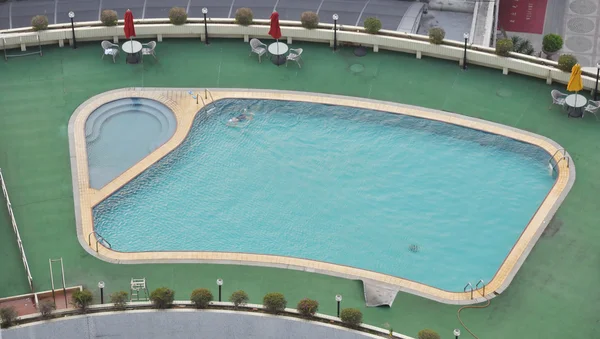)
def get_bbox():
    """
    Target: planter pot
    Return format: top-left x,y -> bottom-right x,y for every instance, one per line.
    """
542,48 -> 560,60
